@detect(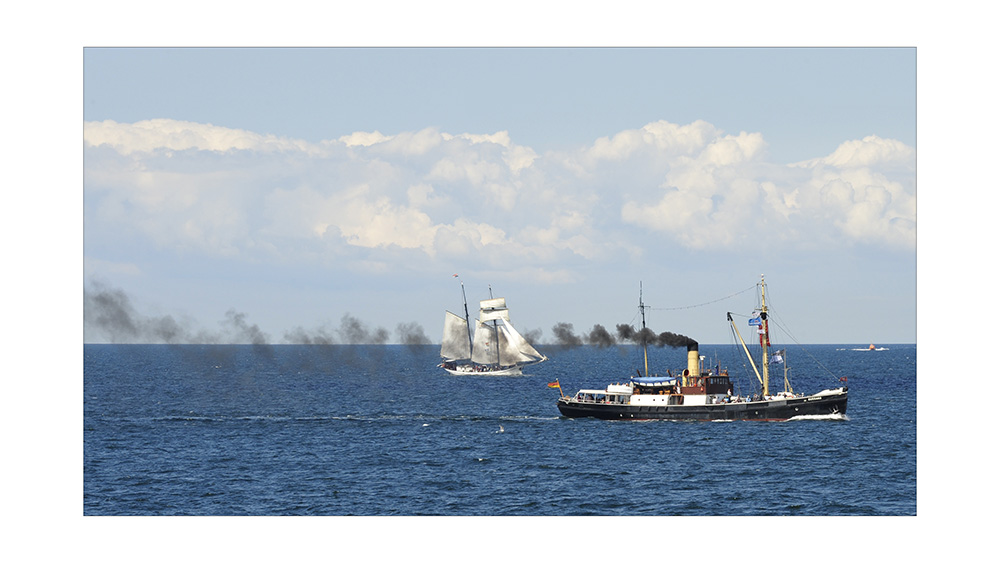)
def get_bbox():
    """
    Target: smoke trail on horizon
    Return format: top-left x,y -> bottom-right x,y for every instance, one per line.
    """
84,281 -> 431,346
585,324 -> 616,347
551,322 -> 583,347
84,281 -> 698,348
